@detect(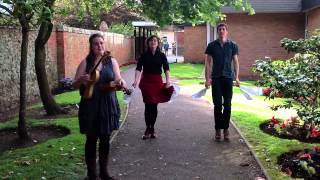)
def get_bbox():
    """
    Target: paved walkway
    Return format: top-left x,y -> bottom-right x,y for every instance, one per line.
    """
110,67 -> 265,180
